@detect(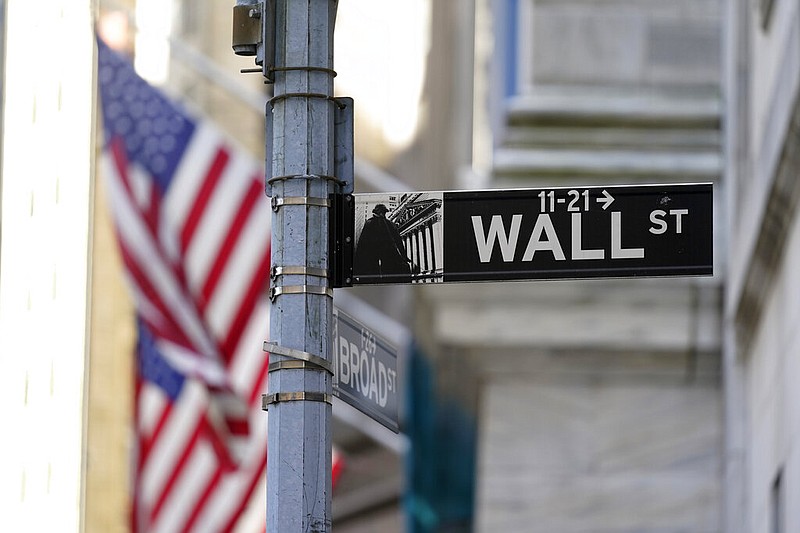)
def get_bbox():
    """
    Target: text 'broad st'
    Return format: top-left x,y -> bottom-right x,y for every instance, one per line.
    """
332,308 -> 399,432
